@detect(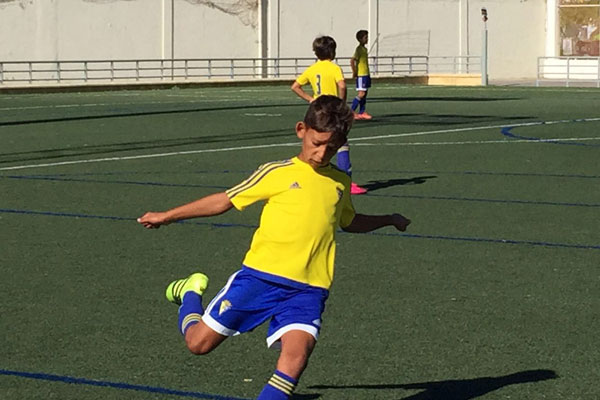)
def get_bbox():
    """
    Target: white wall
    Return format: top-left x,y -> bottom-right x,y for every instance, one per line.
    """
175,0 -> 257,58
467,0 -> 546,79
0,0 -> 164,59
0,0 -> 549,80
